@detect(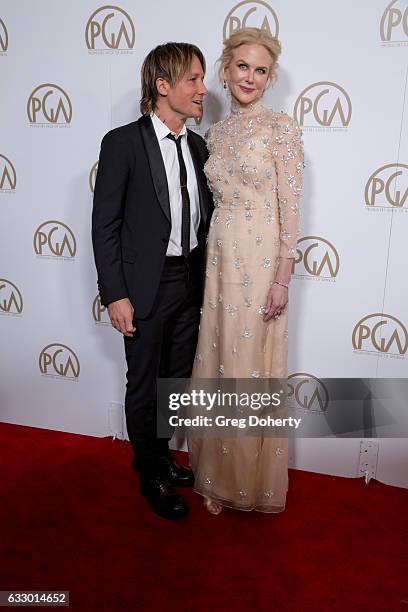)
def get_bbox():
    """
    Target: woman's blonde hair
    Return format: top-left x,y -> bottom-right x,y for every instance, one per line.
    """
140,42 -> 206,114
219,27 -> 281,87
